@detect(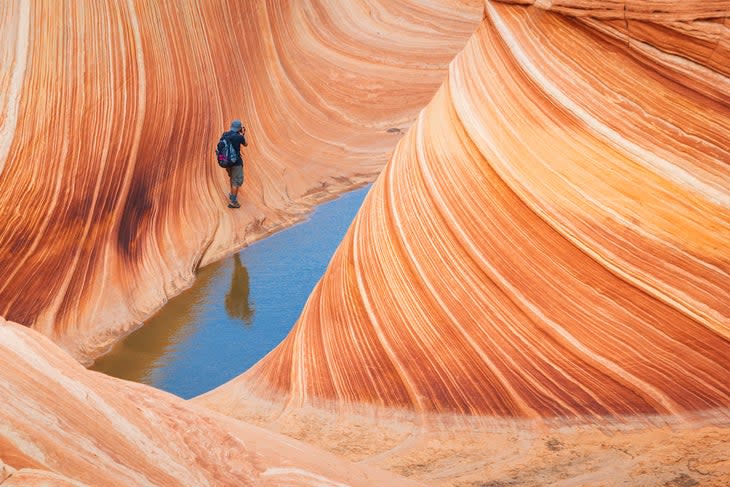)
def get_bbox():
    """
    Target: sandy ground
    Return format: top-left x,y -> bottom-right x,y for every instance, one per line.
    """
197,392 -> 730,486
